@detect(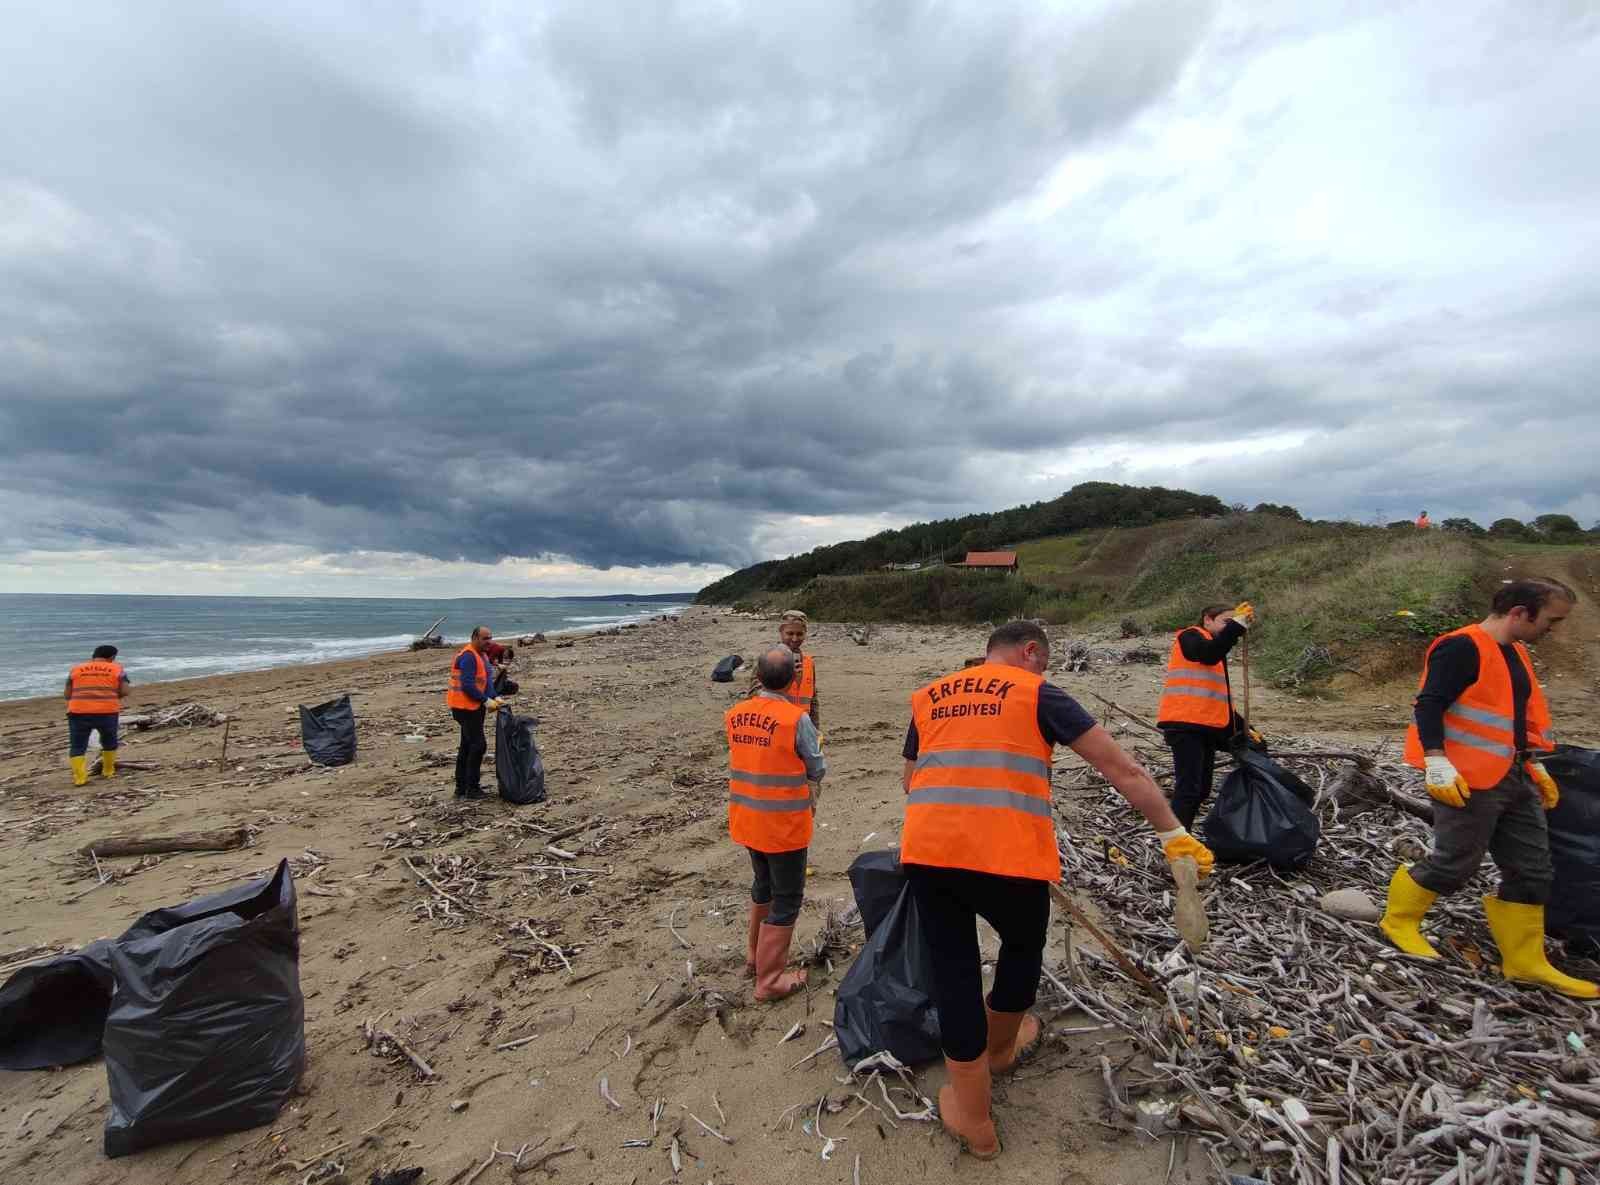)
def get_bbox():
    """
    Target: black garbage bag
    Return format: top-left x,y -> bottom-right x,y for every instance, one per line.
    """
847,849 -> 909,938
834,852 -> 941,1067
493,670 -> 519,696
299,694 -> 356,766
495,706 -> 546,805
711,654 -> 743,683
0,940 -> 115,1069
1201,747 -> 1320,871
103,859 -> 305,1157
1545,746 -> 1600,954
